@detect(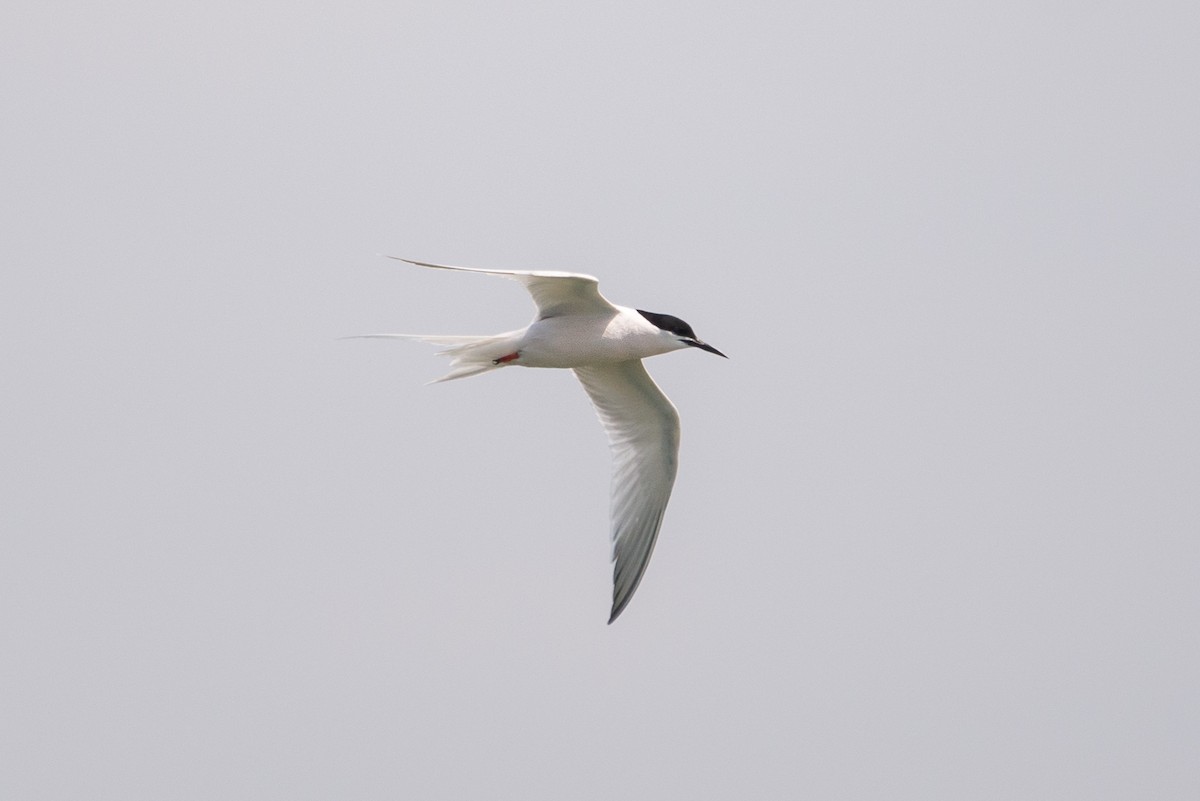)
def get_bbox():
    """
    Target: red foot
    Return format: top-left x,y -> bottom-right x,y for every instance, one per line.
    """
493,351 -> 520,364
